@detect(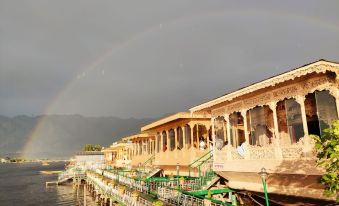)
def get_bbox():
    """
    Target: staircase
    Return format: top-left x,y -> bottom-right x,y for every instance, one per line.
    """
141,154 -> 155,170
186,151 -> 217,190
188,150 -> 213,177
139,154 -> 163,179
57,167 -> 85,184
146,168 -> 162,179
47,167 -> 85,186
